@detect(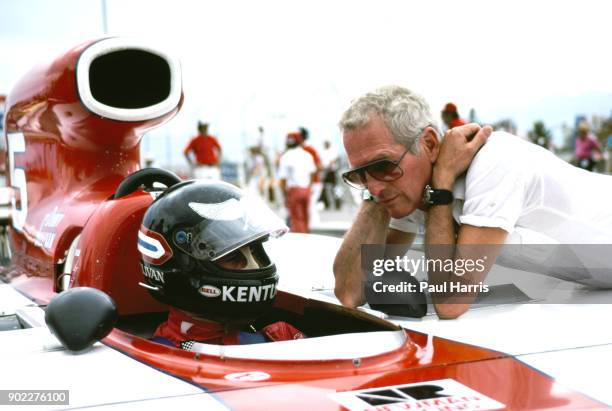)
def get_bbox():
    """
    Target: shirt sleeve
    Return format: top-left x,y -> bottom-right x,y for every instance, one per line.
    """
459,144 -> 527,233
